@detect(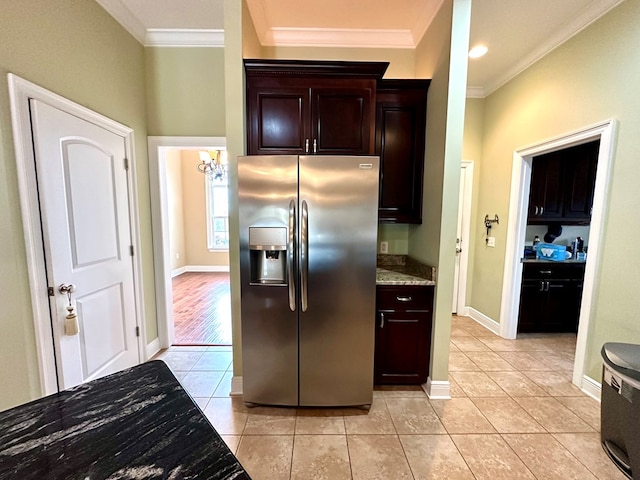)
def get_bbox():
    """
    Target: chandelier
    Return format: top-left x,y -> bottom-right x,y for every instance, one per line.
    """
197,150 -> 228,181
